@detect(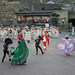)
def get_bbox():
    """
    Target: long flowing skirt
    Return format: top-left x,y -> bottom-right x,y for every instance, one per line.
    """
11,39 -> 29,65
58,43 -> 75,54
